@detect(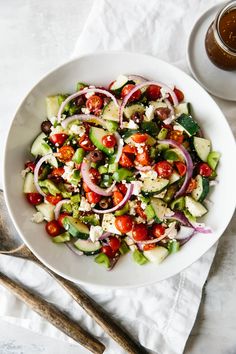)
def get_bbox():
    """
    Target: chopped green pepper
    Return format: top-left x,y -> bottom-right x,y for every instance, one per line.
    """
98,165 -> 108,174
76,82 -> 88,91
133,250 -> 149,265
95,253 -> 111,268
167,240 -> 180,254
72,148 -> 85,164
70,194 -> 81,203
112,168 -> 133,182
119,240 -> 130,255
163,149 -> 179,161
157,128 -> 168,140
145,204 -> 155,221
115,203 -> 130,216
207,151 -> 221,170
170,196 -> 185,210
